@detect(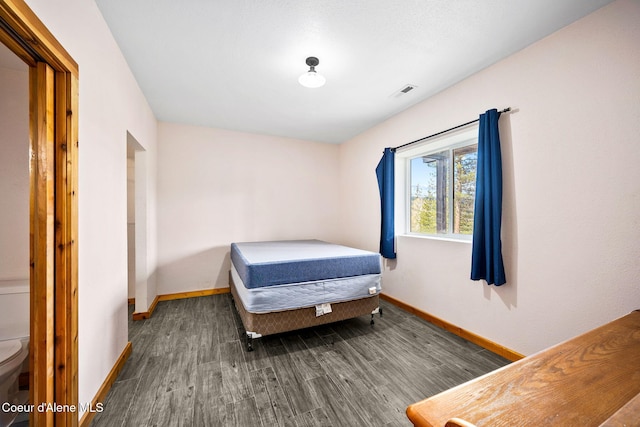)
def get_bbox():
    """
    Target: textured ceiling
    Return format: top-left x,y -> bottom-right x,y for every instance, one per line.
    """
94,0 -> 613,144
